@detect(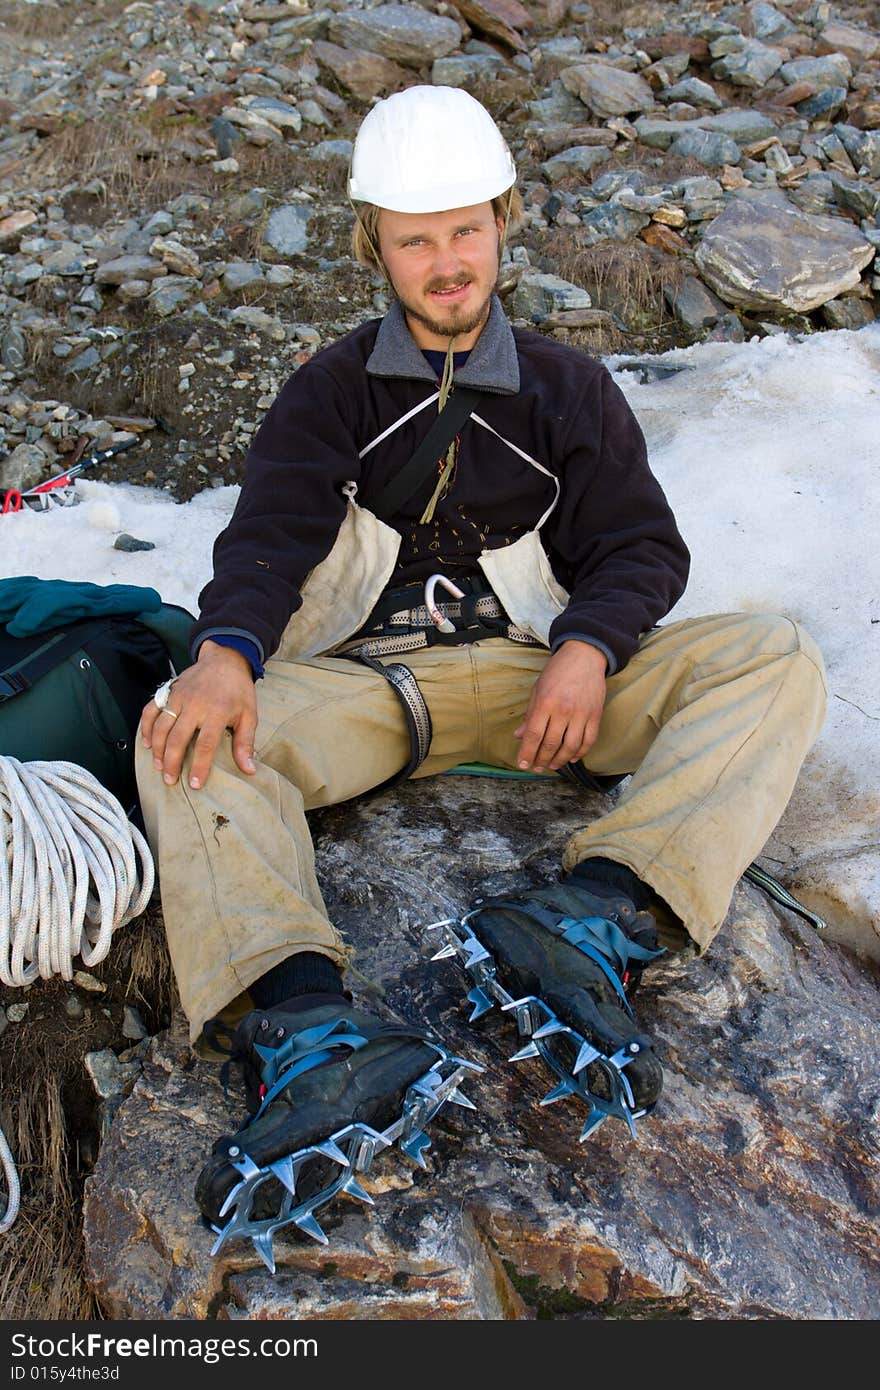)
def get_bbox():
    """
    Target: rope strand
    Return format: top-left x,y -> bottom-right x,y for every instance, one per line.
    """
0,755 -> 155,1234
